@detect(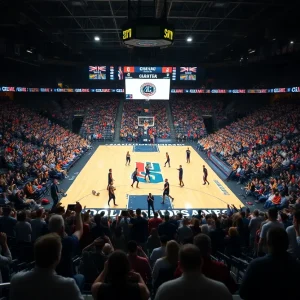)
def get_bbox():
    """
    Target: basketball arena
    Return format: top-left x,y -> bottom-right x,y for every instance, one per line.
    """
1,1 -> 300,299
